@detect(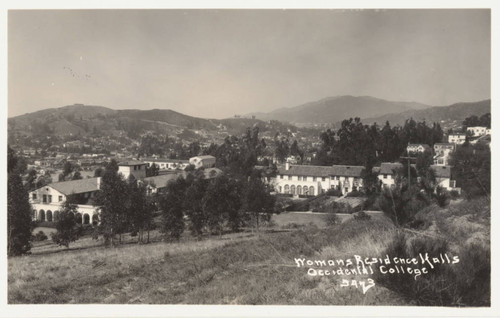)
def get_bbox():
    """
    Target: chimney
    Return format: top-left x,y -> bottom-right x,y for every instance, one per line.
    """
97,177 -> 101,190
285,162 -> 290,171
